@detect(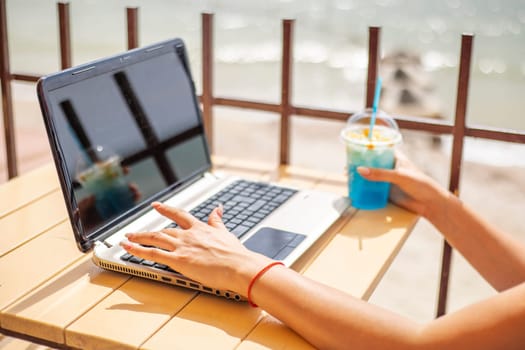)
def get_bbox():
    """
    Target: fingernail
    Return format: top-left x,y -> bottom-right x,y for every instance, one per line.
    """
217,203 -> 224,217
357,166 -> 371,176
120,241 -> 132,250
151,201 -> 162,208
